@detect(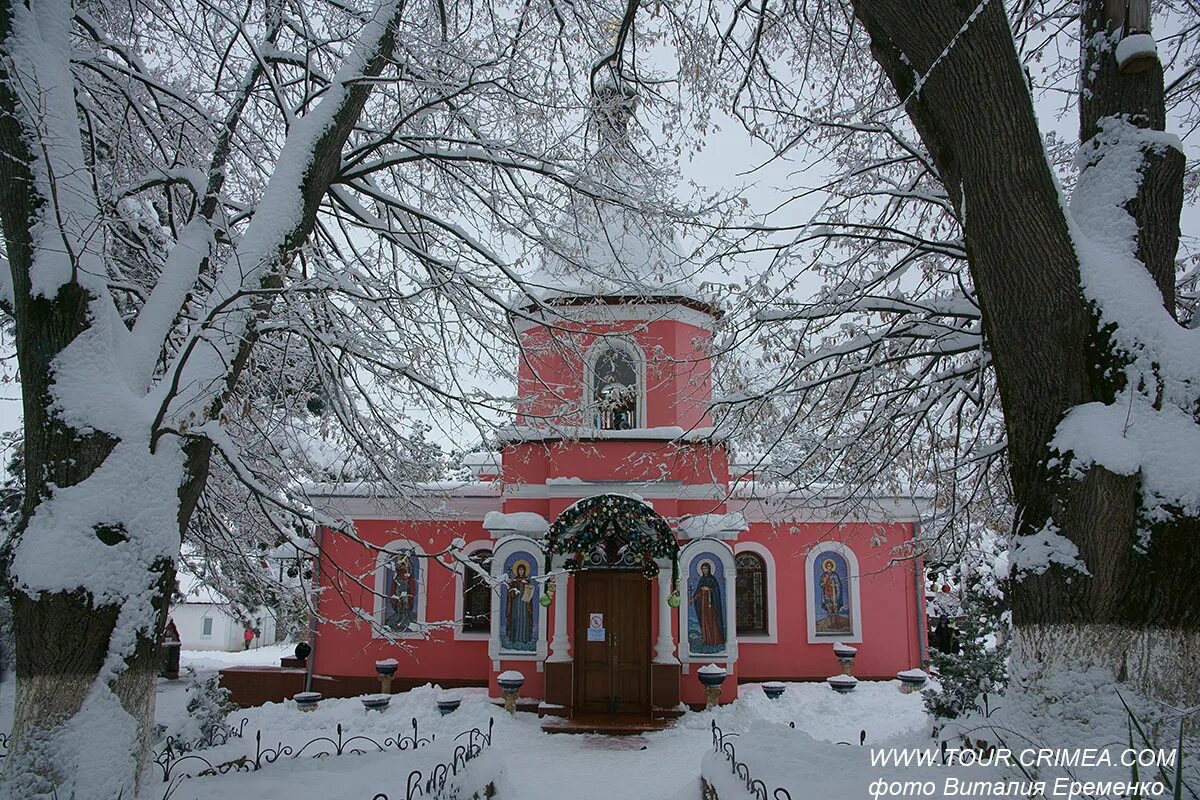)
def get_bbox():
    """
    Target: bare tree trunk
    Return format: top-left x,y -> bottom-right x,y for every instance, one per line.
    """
847,0 -> 1199,708
0,0 -> 404,793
